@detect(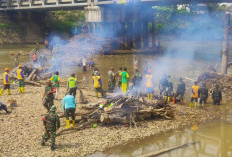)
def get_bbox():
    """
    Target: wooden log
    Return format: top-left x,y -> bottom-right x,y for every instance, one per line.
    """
25,80 -> 41,86
26,69 -> 36,81
100,113 -> 128,124
140,141 -> 199,157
